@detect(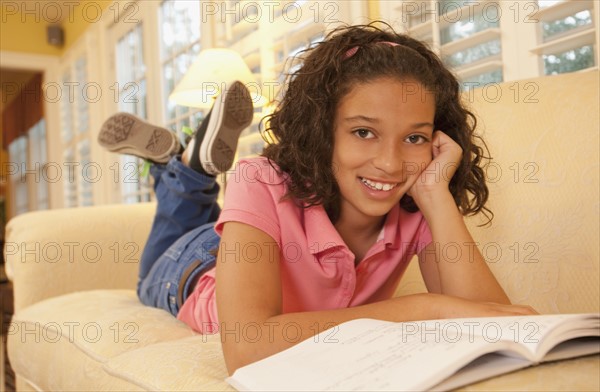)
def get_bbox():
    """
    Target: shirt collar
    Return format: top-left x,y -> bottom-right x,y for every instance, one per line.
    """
304,203 -> 402,254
